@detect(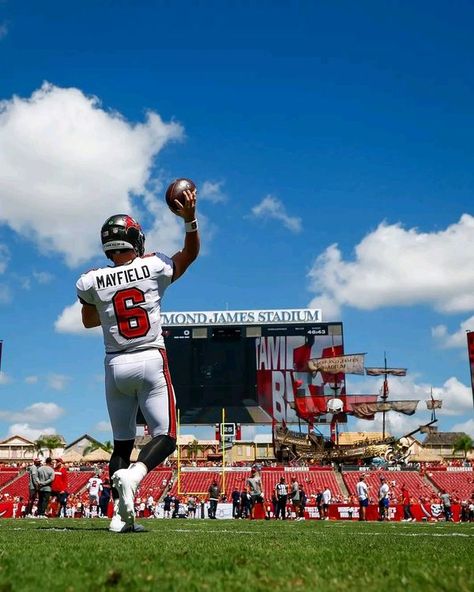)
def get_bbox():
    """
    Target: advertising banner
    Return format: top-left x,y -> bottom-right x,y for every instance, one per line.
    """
256,333 -> 345,425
